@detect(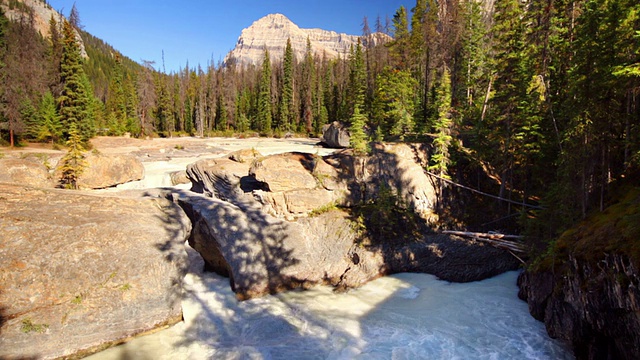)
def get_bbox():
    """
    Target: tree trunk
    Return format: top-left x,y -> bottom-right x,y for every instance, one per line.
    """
481,76 -> 493,122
